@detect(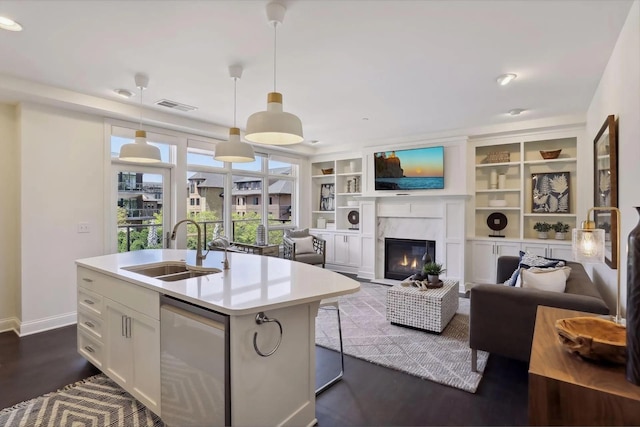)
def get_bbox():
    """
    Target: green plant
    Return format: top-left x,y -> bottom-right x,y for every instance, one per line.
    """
533,222 -> 552,232
423,262 -> 446,275
552,222 -> 570,233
